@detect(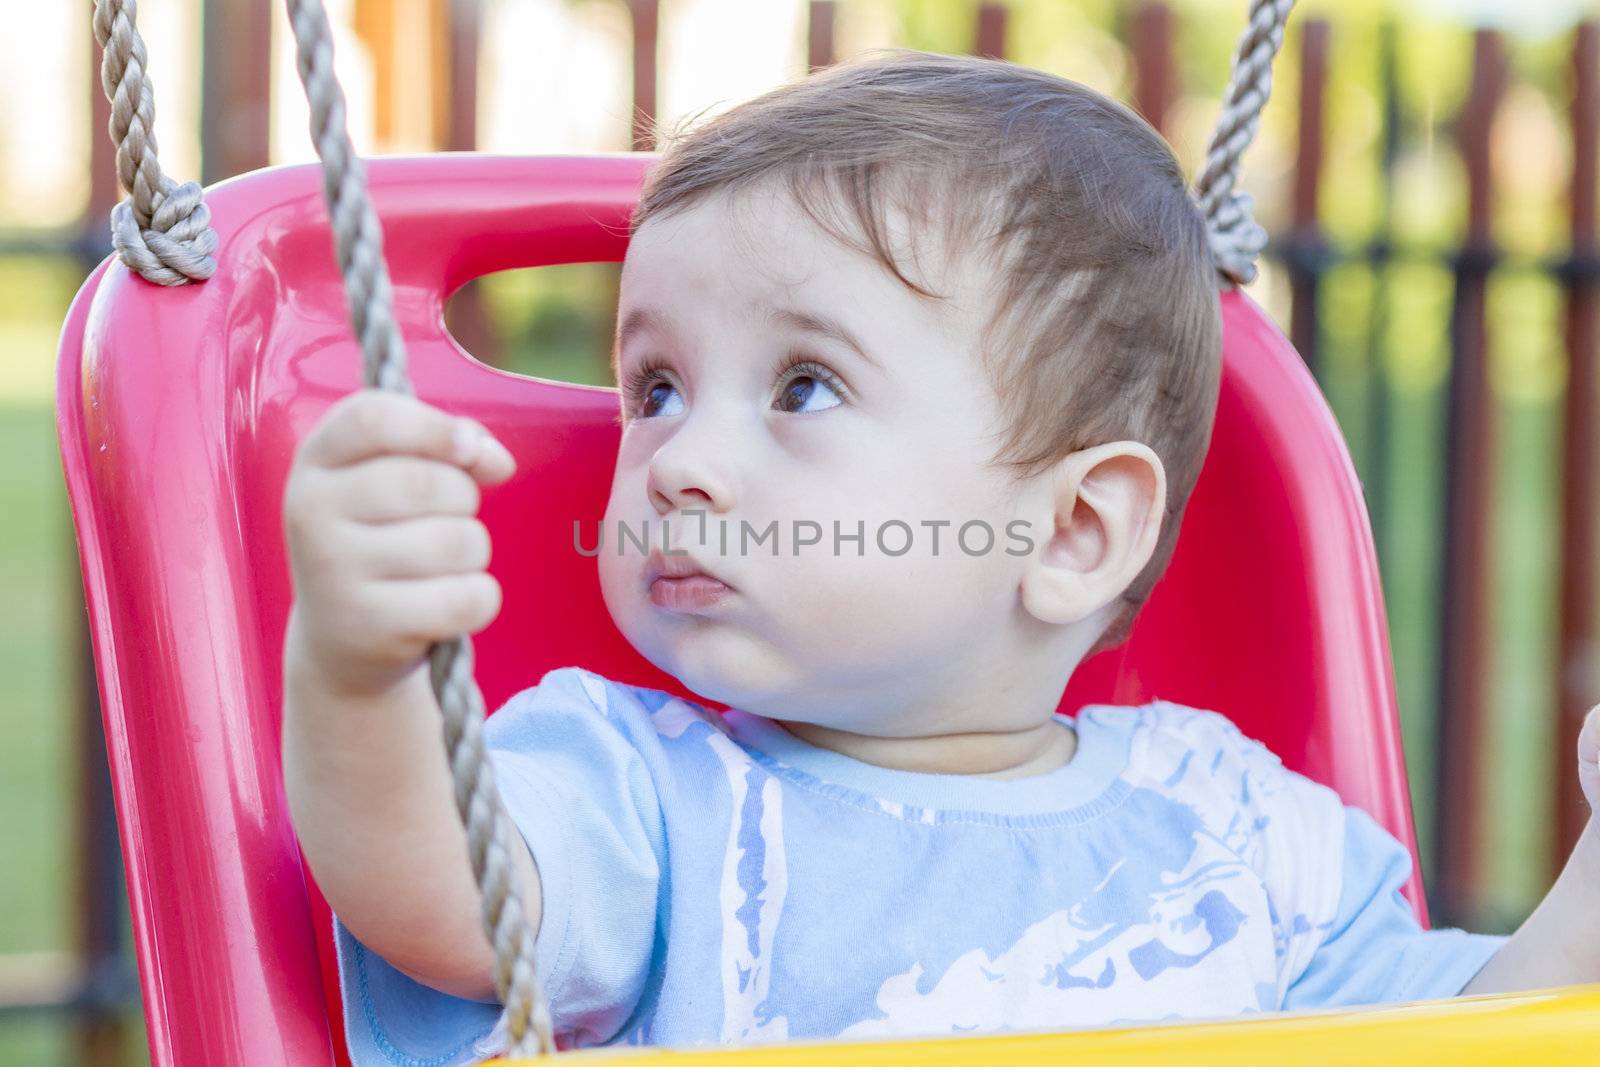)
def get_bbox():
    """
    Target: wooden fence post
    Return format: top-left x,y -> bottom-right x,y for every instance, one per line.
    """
974,3 -> 1007,61
809,0 -> 837,72
1131,3 -> 1175,137
1556,21 -> 1600,869
440,0 -> 502,368
631,0 -> 660,151
201,0 -> 274,183
446,0 -> 482,152
1287,19 -> 1330,378
1435,28 -> 1506,929
1362,21 -> 1402,573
